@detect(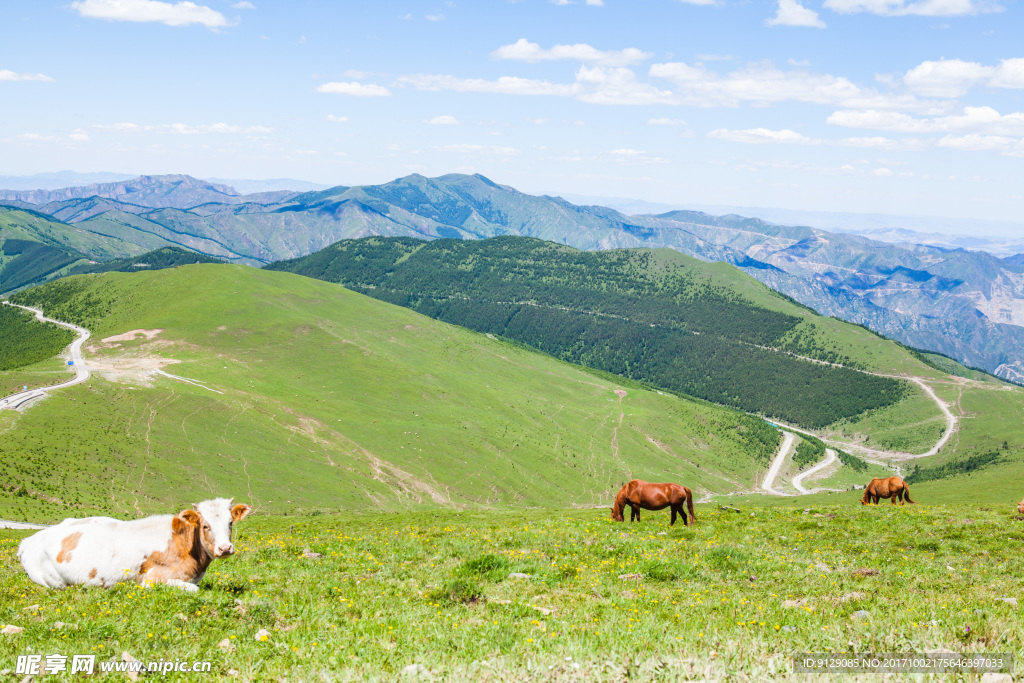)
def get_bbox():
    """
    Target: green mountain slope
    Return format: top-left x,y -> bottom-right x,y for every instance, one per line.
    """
1,265 -> 780,521
267,236 -> 939,429
67,246 -> 224,275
